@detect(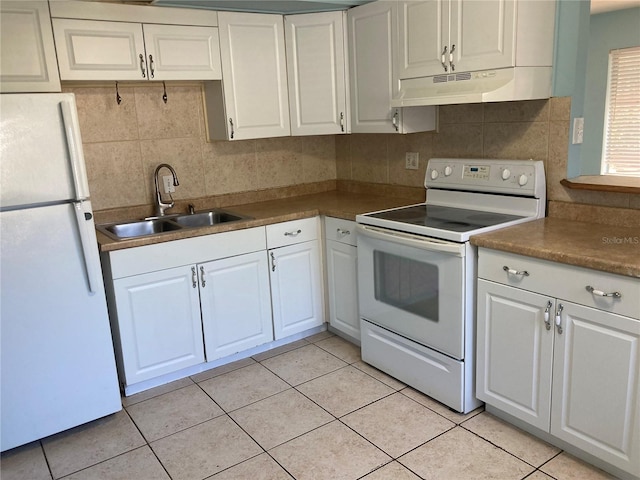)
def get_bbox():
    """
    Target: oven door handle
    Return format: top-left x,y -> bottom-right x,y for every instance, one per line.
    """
357,224 -> 465,256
